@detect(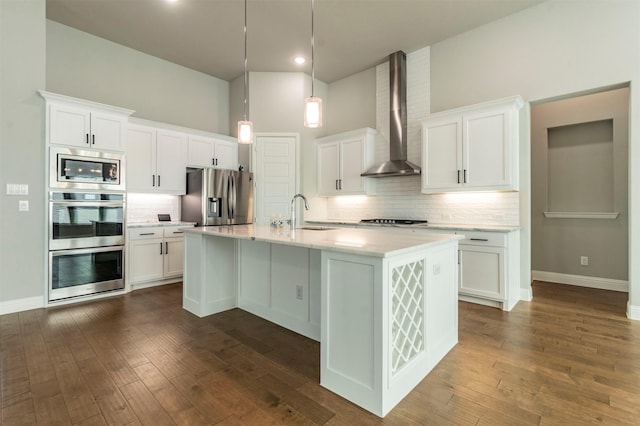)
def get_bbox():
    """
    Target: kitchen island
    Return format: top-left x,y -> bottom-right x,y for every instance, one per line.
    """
182,224 -> 462,417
